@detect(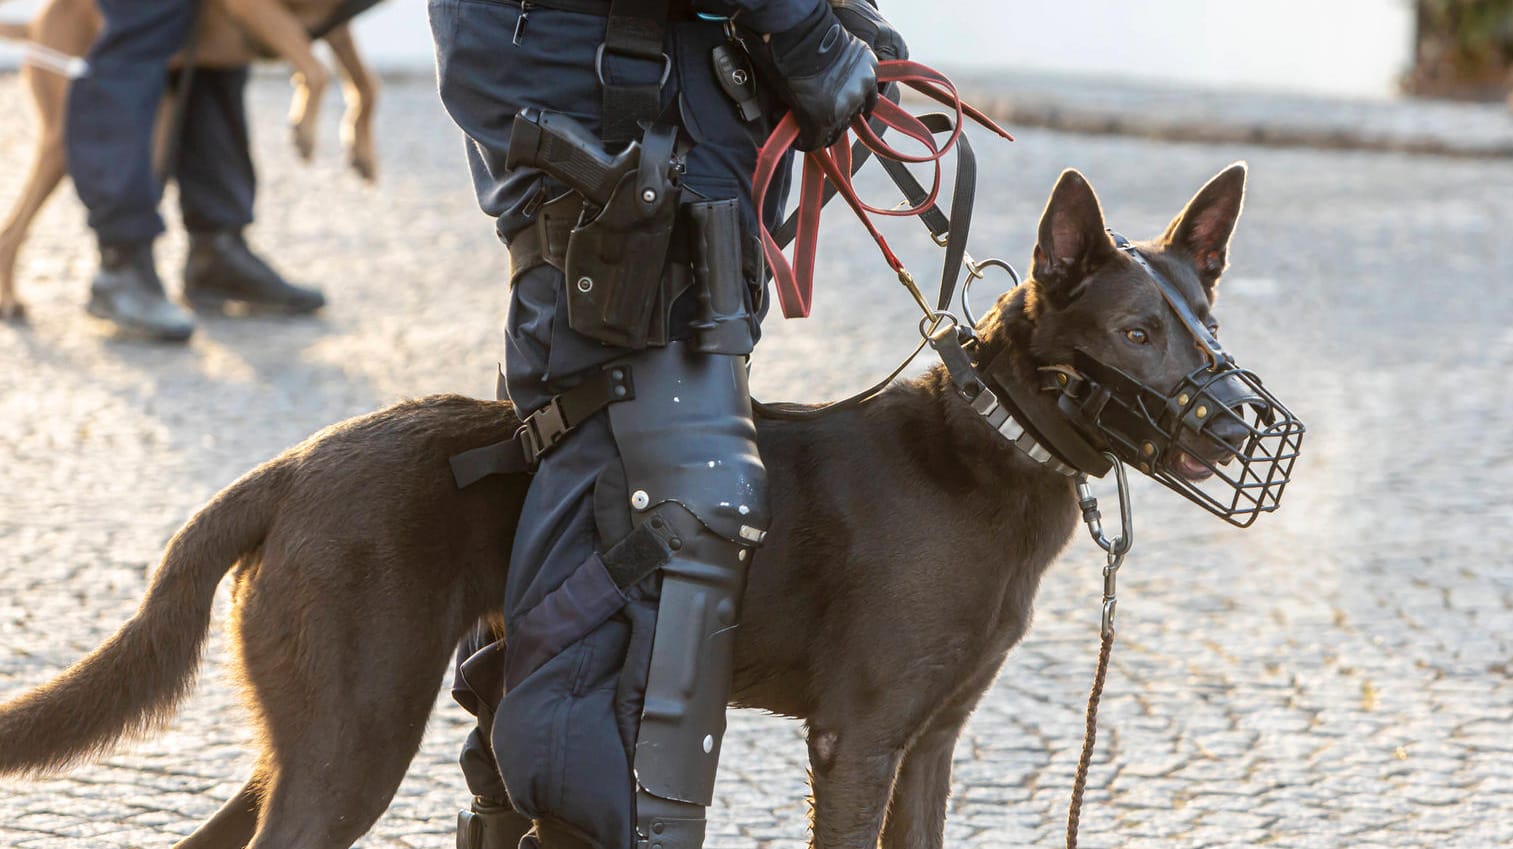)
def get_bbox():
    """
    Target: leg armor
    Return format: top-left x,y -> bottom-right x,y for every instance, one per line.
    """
603,342 -> 768,849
